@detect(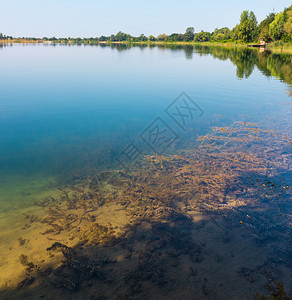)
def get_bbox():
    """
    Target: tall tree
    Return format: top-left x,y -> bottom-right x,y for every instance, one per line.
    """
138,34 -> 148,41
238,10 -> 258,42
231,24 -> 240,40
283,6 -> 292,40
256,13 -> 275,42
269,11 -> 287,41
184,27 -> 195,42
